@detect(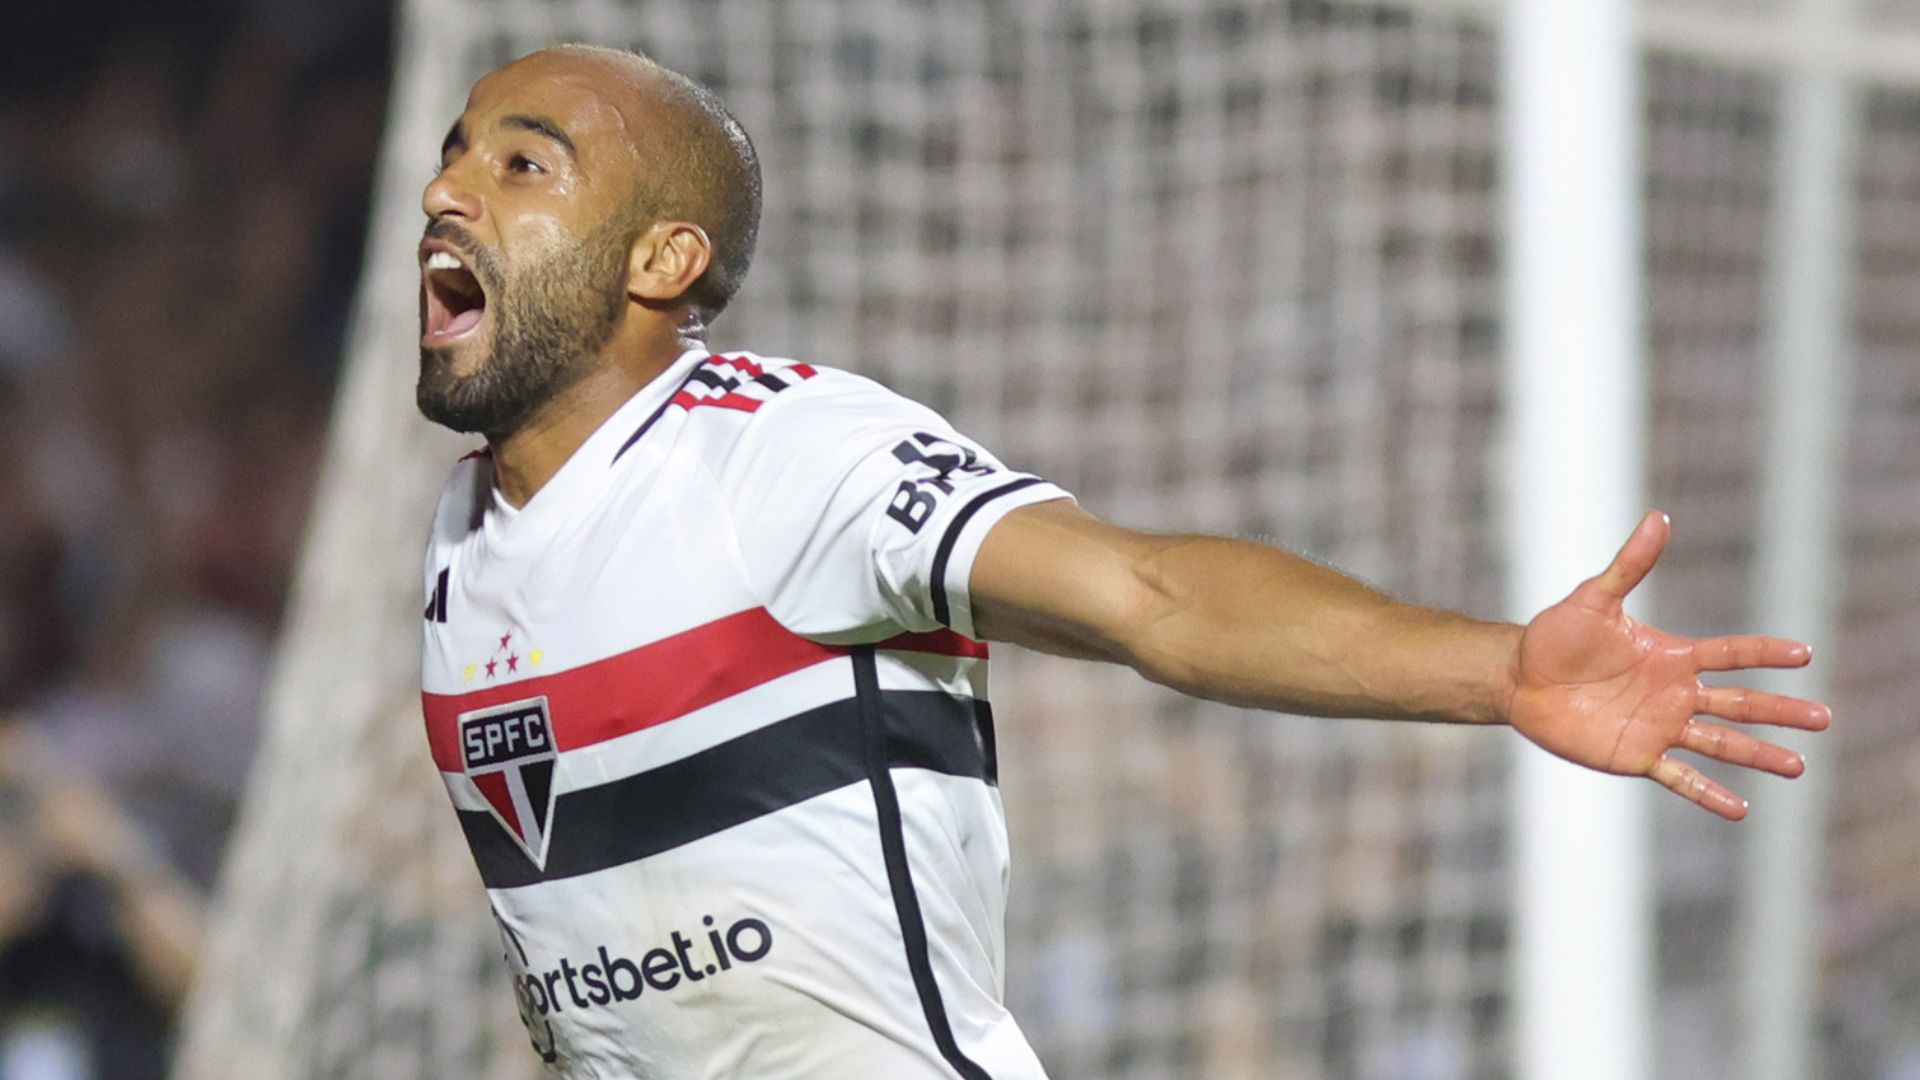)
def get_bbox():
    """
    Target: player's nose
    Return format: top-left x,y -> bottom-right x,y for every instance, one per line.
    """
422,161 -> 482,223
